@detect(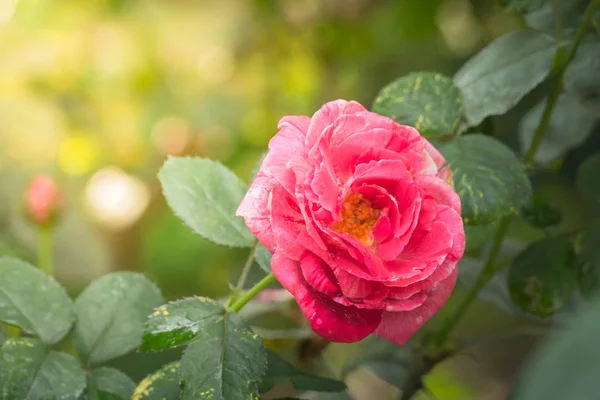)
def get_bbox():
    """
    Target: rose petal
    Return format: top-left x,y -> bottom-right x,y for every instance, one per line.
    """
306,100 -> 366,155
272,251 -> 382,342
418,175 -> 462,213
375,266 -> 458,345
236,173 -> 276,252
300,252 -> 340,295
270,185 -> 307,260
